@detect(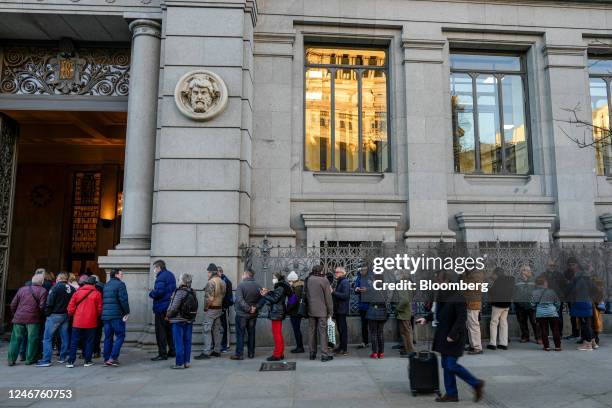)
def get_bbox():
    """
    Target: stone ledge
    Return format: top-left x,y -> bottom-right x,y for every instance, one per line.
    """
456,212 -> 556,230
462,173 -> 531,185
312,172 -> 385,184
